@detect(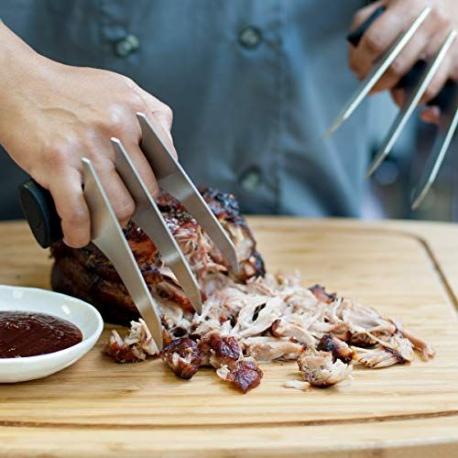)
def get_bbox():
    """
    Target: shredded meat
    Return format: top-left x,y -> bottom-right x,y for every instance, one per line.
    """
159,330 -> 262,392
309,285 -> 336,304
283,380 -> 311,391
271,318 -> 316,347
297,348 -> 352,387
106,272 -> 434,391
216,359 -> 263,393
242,336 -> 303,362
353,333 -> 414,368
105,319 -> 158,363
317,335 -> 354,364
394,320 -> 436,360
51,188 -> 265,324
198,331 -> 241,368
53,187 -> 434,393
161,337 -> 203,379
